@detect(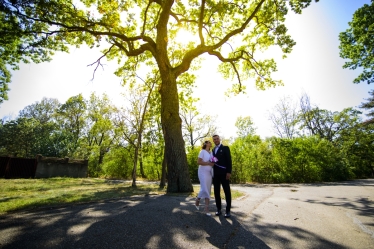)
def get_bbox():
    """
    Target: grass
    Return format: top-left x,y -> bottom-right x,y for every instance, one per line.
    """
0,178 -> 244,214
